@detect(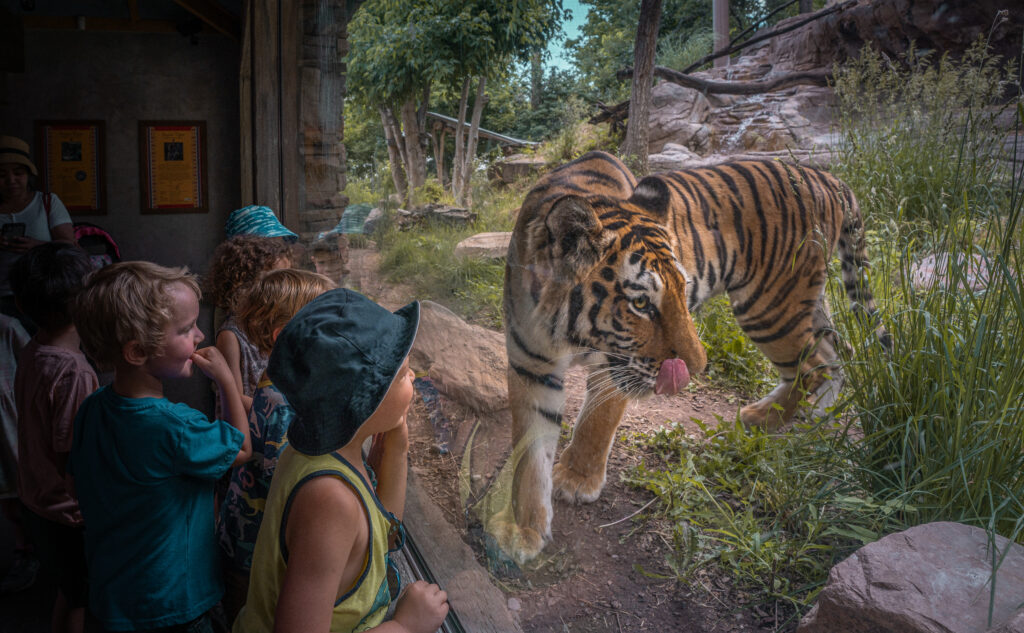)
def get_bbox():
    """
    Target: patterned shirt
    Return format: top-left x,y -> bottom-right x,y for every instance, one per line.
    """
214,315 -> 268,420
218,380 -> 295,572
